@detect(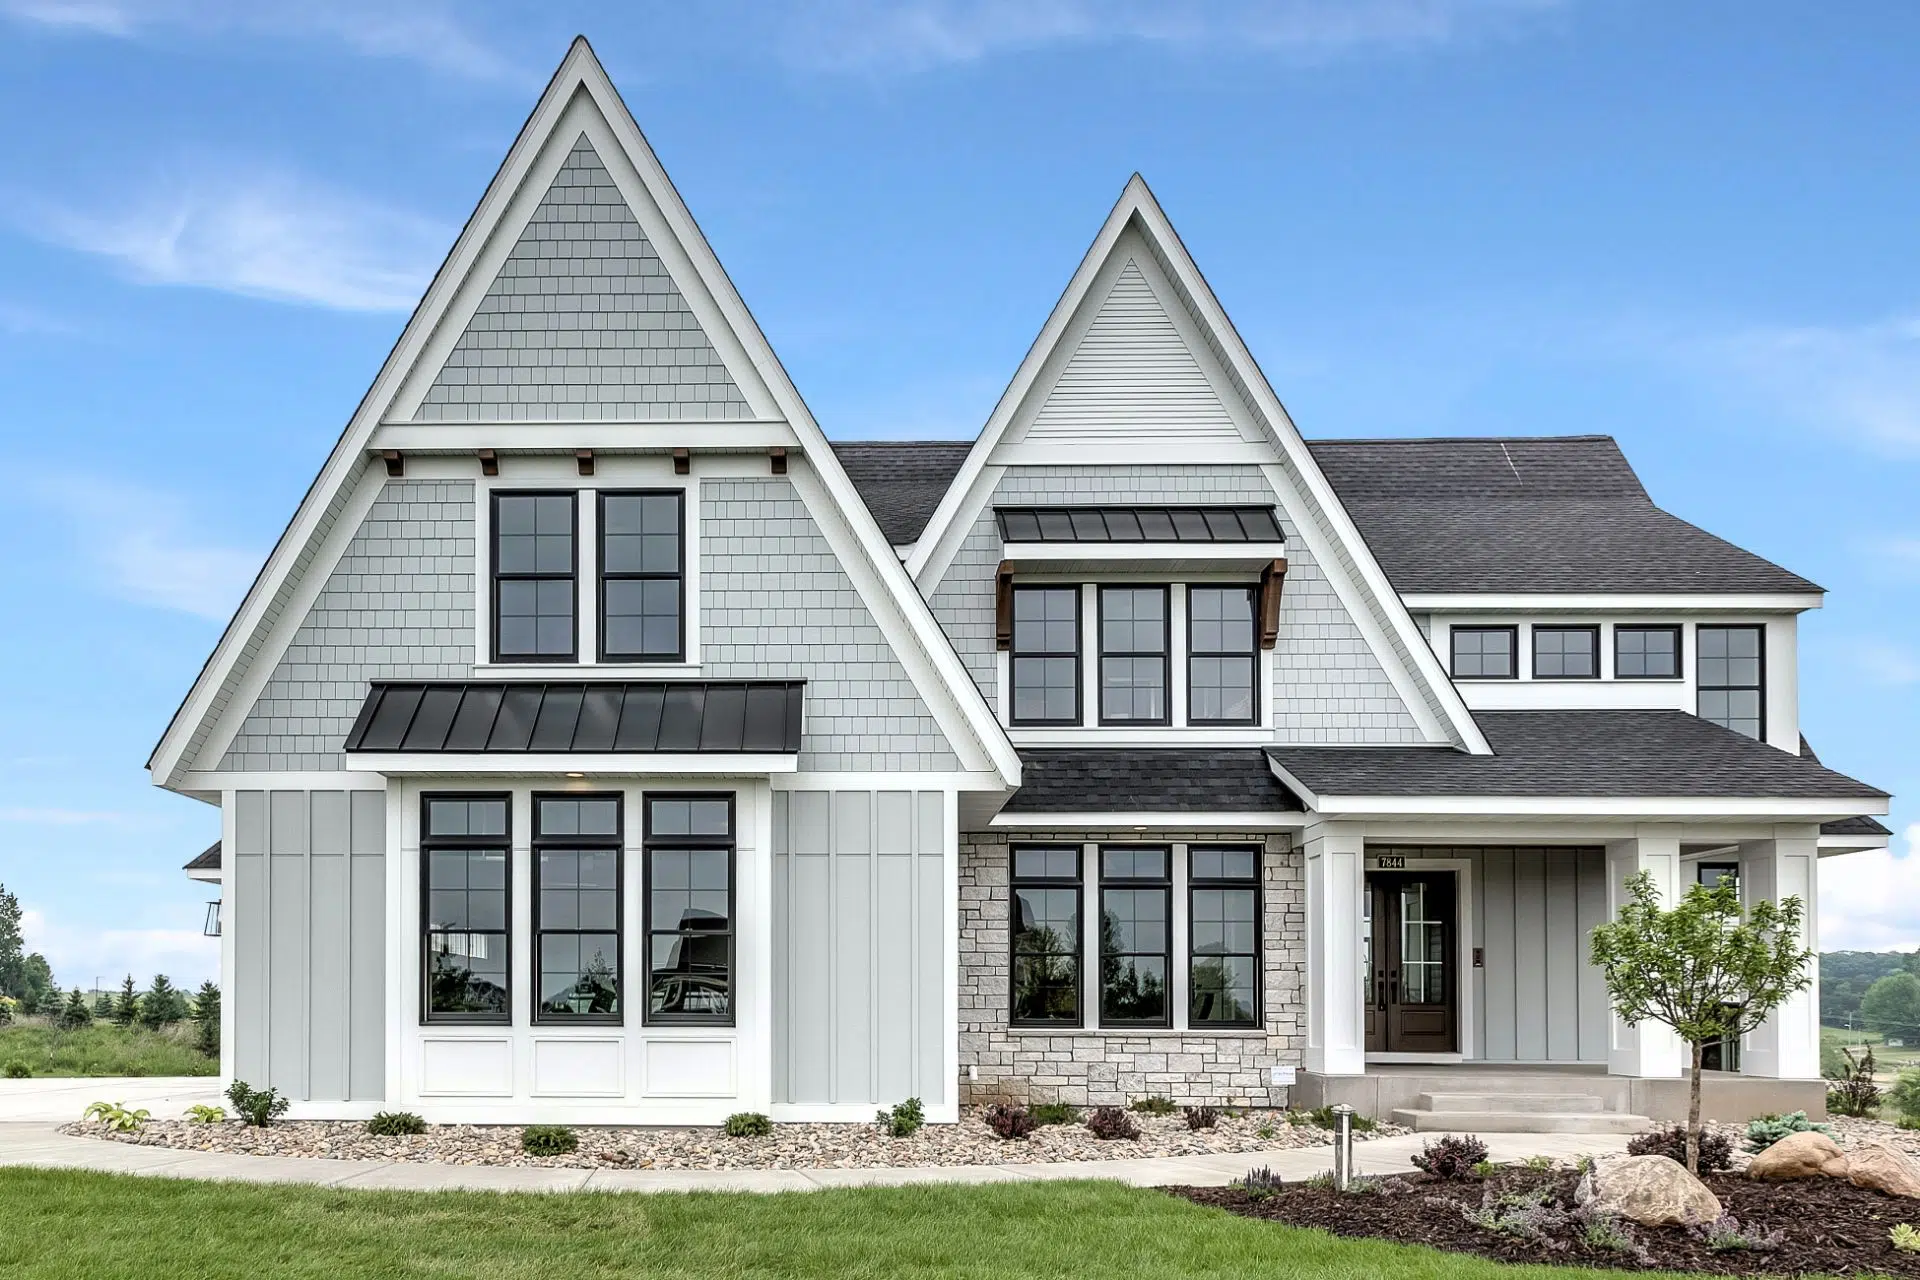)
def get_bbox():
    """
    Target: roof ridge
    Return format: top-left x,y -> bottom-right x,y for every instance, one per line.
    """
1306,434 -> 1618,446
